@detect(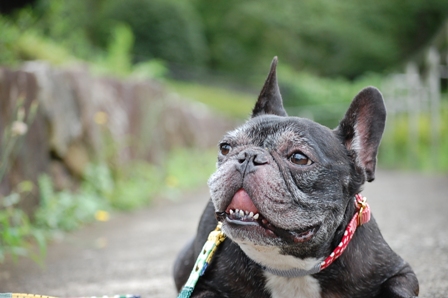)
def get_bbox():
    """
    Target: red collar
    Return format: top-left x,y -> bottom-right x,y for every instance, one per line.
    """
320,194 -> 371,270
